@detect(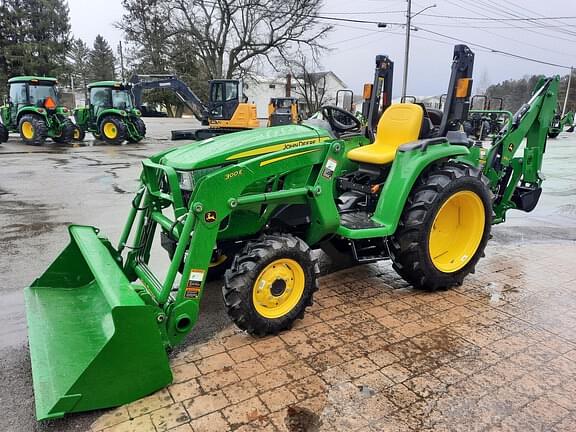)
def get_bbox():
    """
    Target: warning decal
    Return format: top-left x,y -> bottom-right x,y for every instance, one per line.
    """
323,158 -> 338,179
185,269 -> 205,298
